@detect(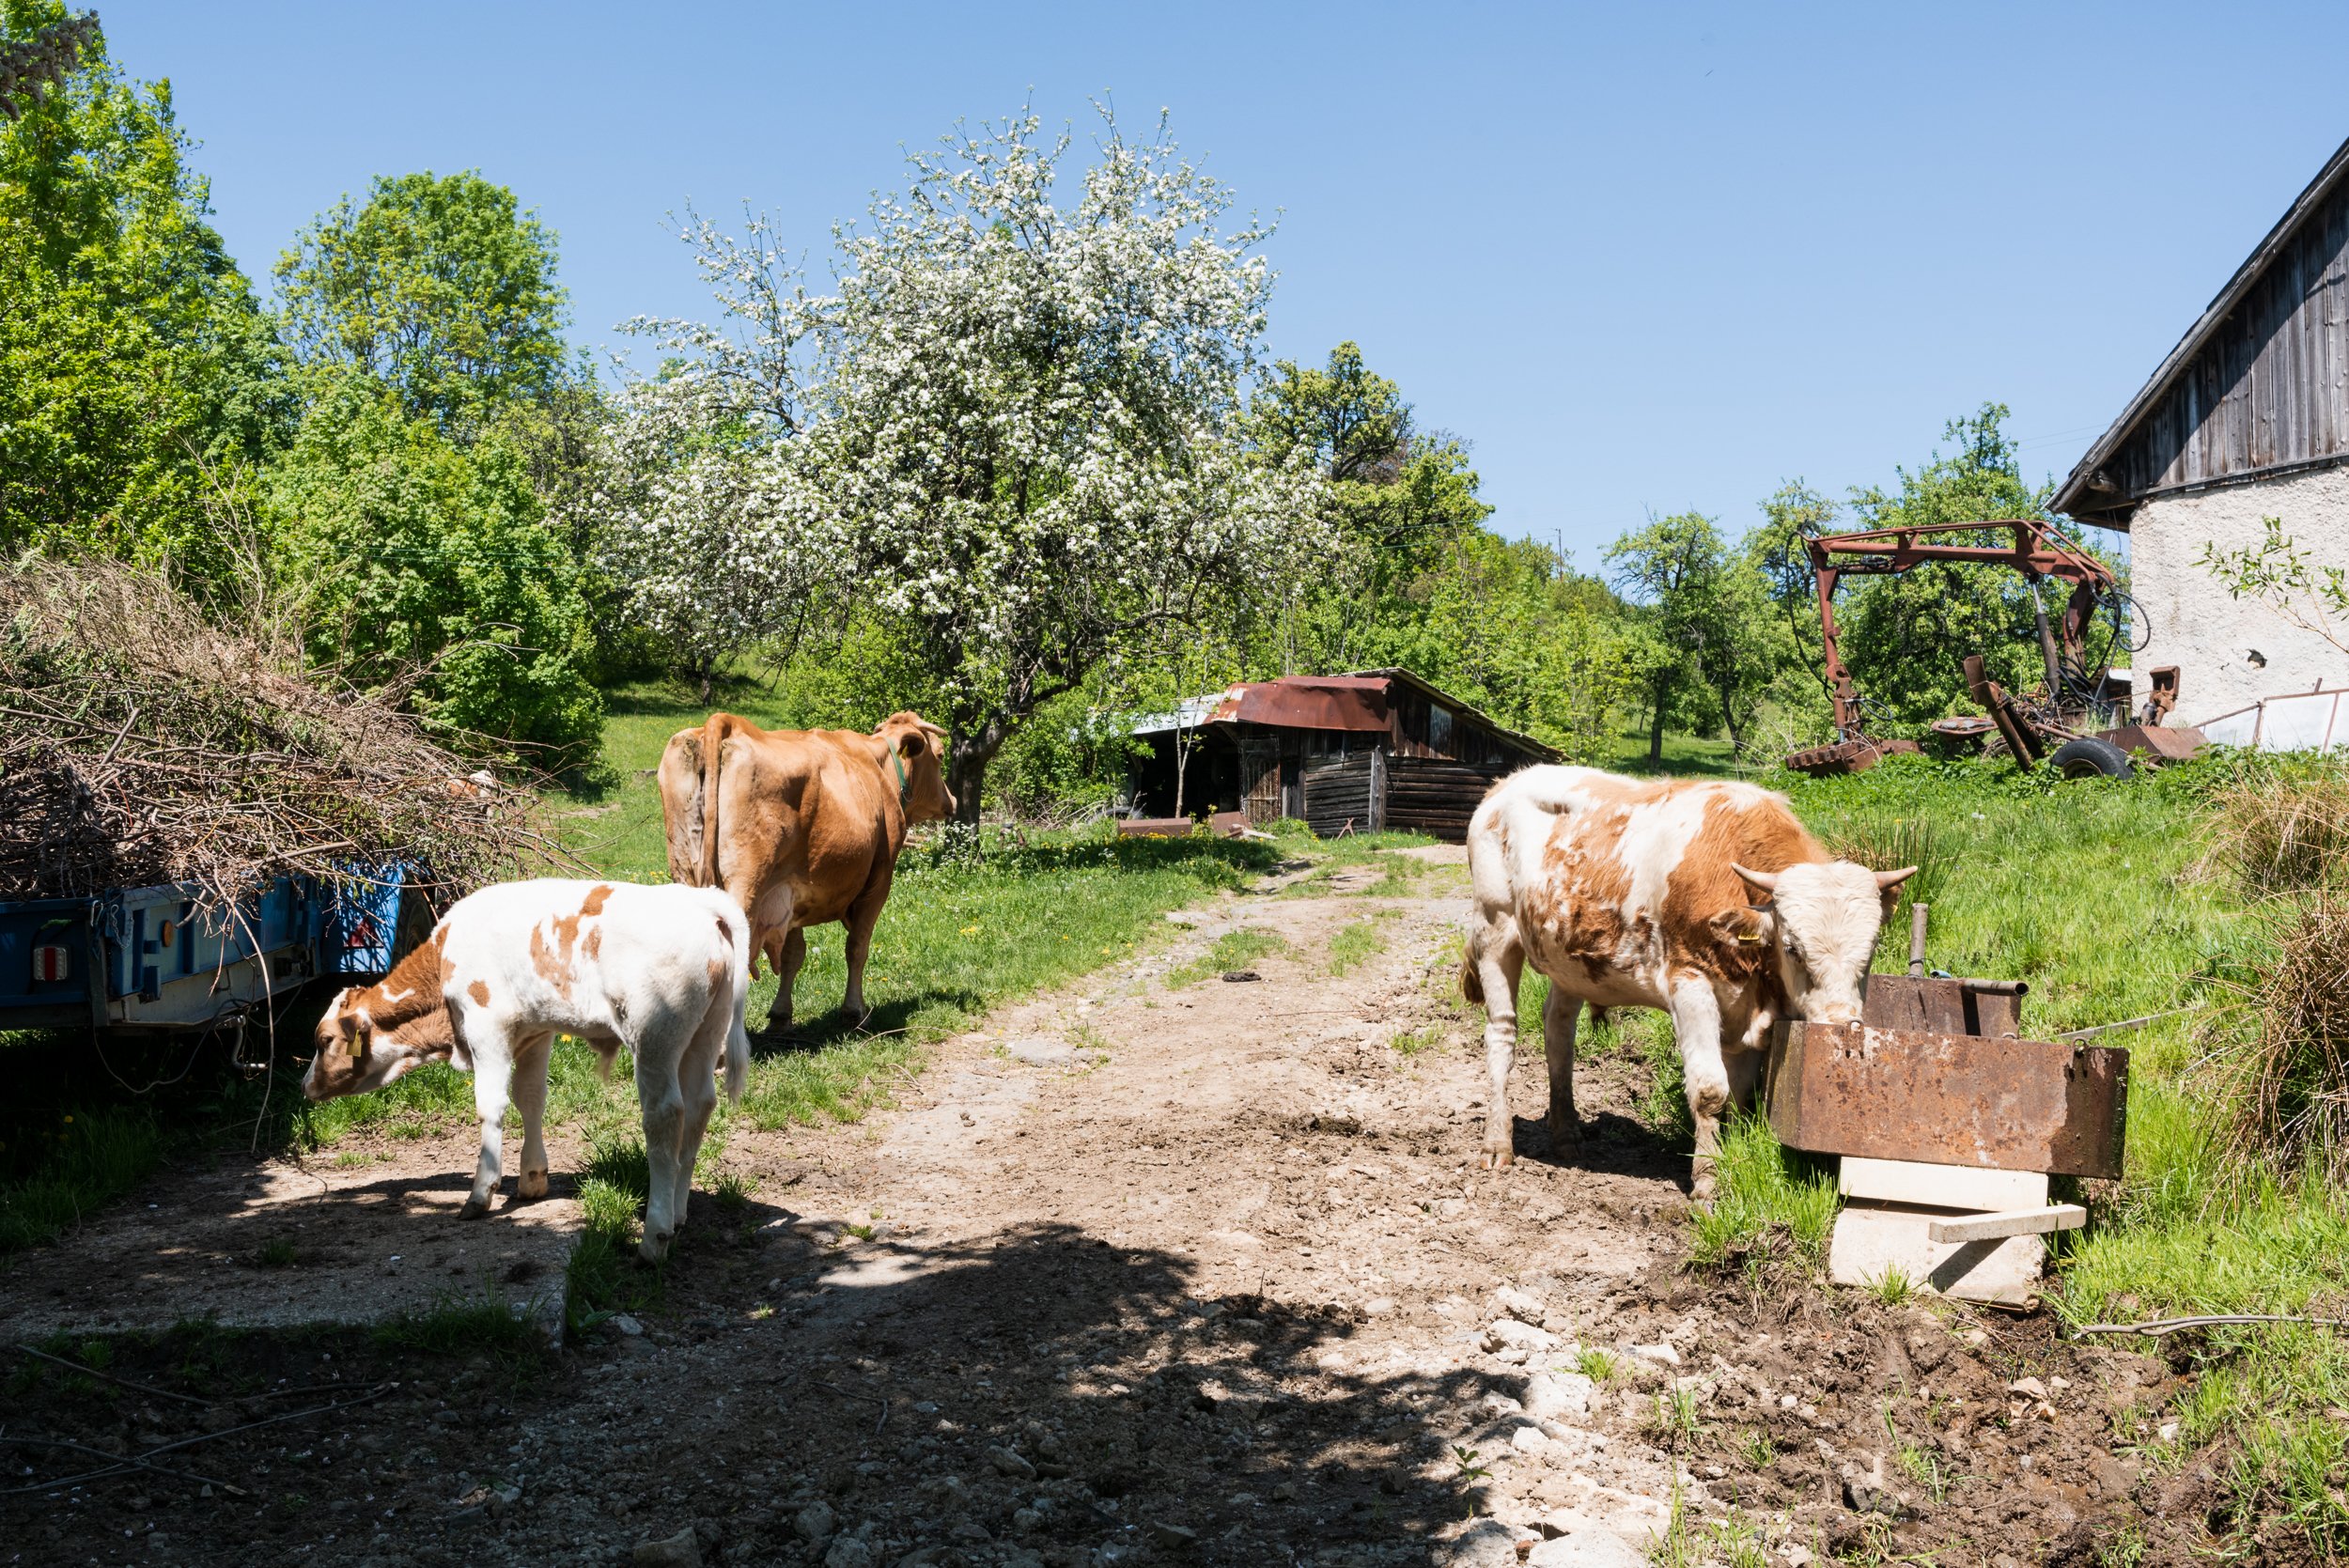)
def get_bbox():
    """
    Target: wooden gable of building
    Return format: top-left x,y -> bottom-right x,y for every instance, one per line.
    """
2059,135 -> 2349,527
